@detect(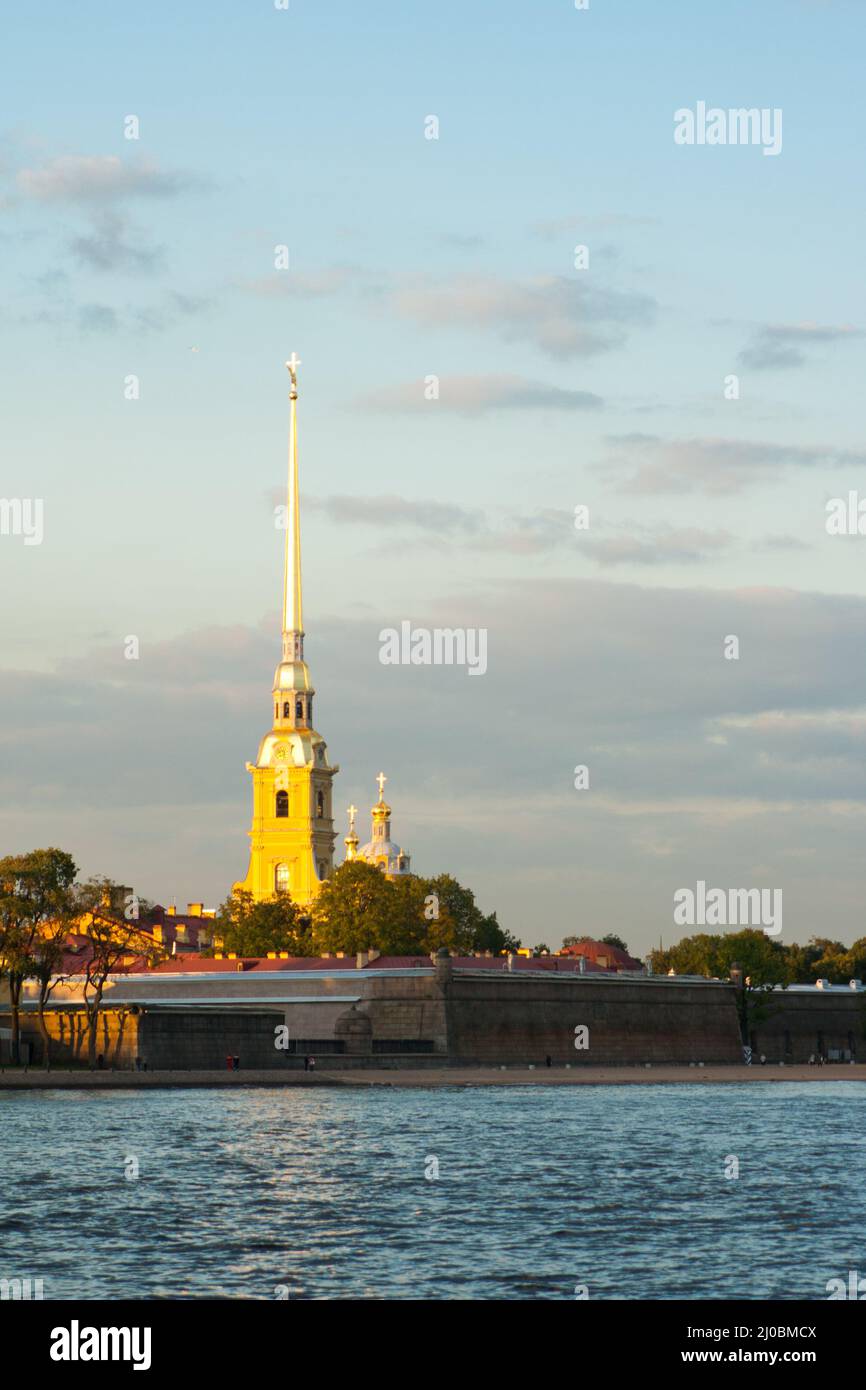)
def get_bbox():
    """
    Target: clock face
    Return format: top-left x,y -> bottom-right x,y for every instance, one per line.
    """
273,744 -> 288,763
